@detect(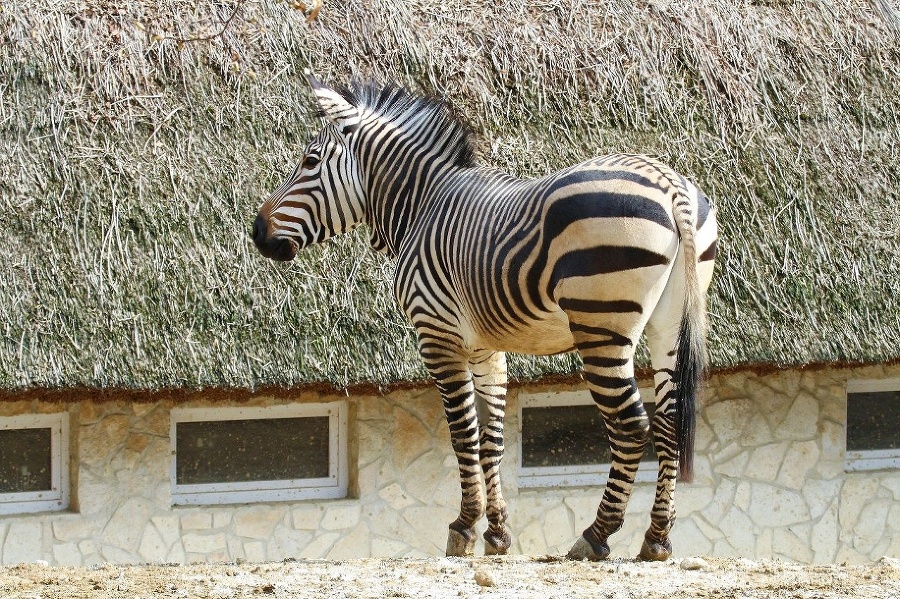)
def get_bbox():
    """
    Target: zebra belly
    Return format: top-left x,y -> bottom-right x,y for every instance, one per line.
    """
472,308 -> 576,356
